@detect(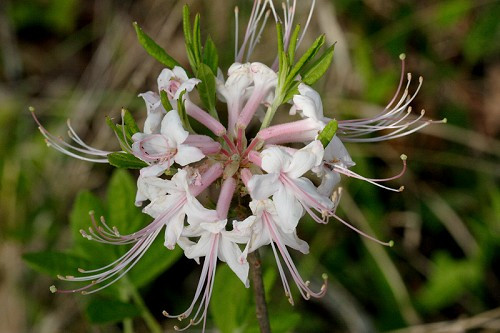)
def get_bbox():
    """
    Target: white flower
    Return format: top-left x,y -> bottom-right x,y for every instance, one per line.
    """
141,169 -> 204,250
291,83 -> 328,127
134,174 -> 171,206
132,110 -> 205,177
165,203 -> 249,330
314,136 -> 354,197
138,91 -> 166,134
158,66 -> 200,101
248,140 -> 333,231
236,199 -> 309,255
231,198 -> 327,304
216,63 -> 253,134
